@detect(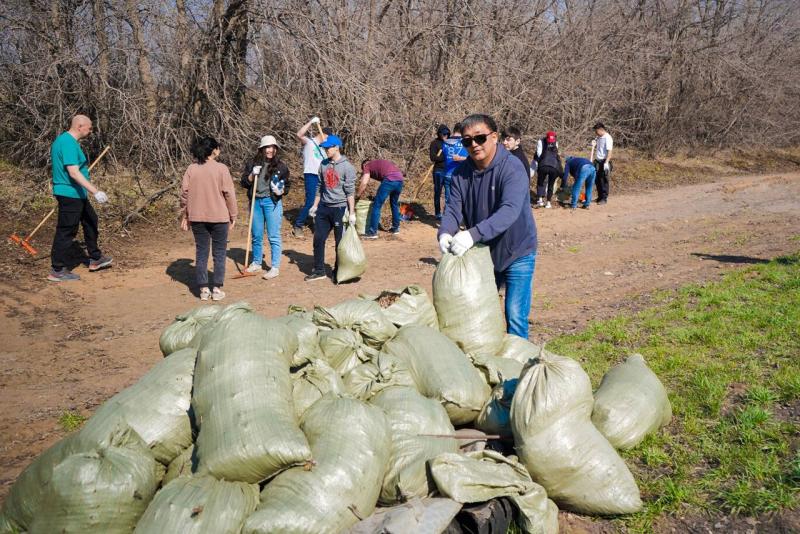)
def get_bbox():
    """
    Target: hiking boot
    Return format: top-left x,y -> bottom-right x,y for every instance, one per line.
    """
262,268 -> 279,280
545,202 -> 552,209
47,268 -> 80,282
363,234 -> 378,240
245,262 -> 262,273
88,255 -> 113,271
199,287 -> 211,301
305,270 -> 326,282
211,287 -> 226,301
291,226 -> 305,238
